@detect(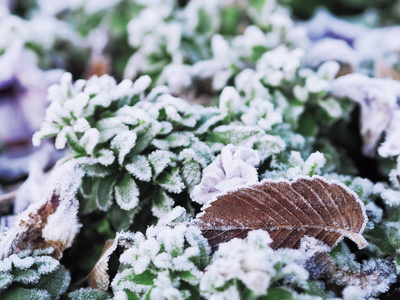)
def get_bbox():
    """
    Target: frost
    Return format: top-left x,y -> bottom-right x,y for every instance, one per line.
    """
373,182 -> 400,206
148,150 -> 175,177
125,155 -> 152,182
115,174 -> 140,211
306,38 -> 357,70
219,86 -> 242,114
342,286 -> 366,300
192,144 -> 259,204
111,130 -> 137,165
302,151 -> 326,176
112,222 -> 210,299
42,198 -> 81,250
330,74 -> 400,156
200,230 -> 310,298
79,128 -> 100,155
